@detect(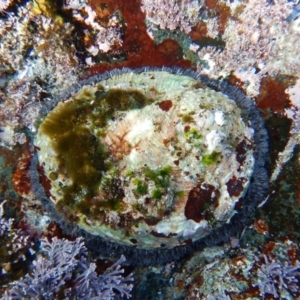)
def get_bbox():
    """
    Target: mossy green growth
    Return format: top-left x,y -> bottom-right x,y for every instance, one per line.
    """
184,128 -> 202,140
133,179 -> 148,195
151,189 -> 162,200
144,165 -> 172,189
38,87 -> 152,217
125,170 -> 134,178
100,172 -> 119,189
84,87 -> 153,128
181,114 -> 194,123
202,152 -> 220,166
101,198 -> 122,212
159,165 -> 172,176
